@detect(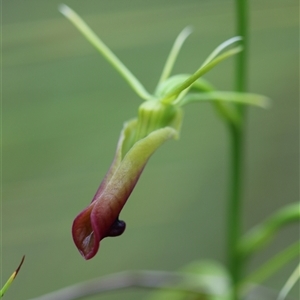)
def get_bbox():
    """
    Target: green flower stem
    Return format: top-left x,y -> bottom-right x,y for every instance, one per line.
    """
227,1 -> 248,298
227,122 -> 244,294
235,0 -> 248,98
